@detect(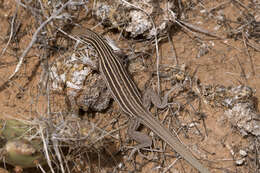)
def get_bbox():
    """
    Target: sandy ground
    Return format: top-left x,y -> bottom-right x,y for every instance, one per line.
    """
0,0 -> 259,173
